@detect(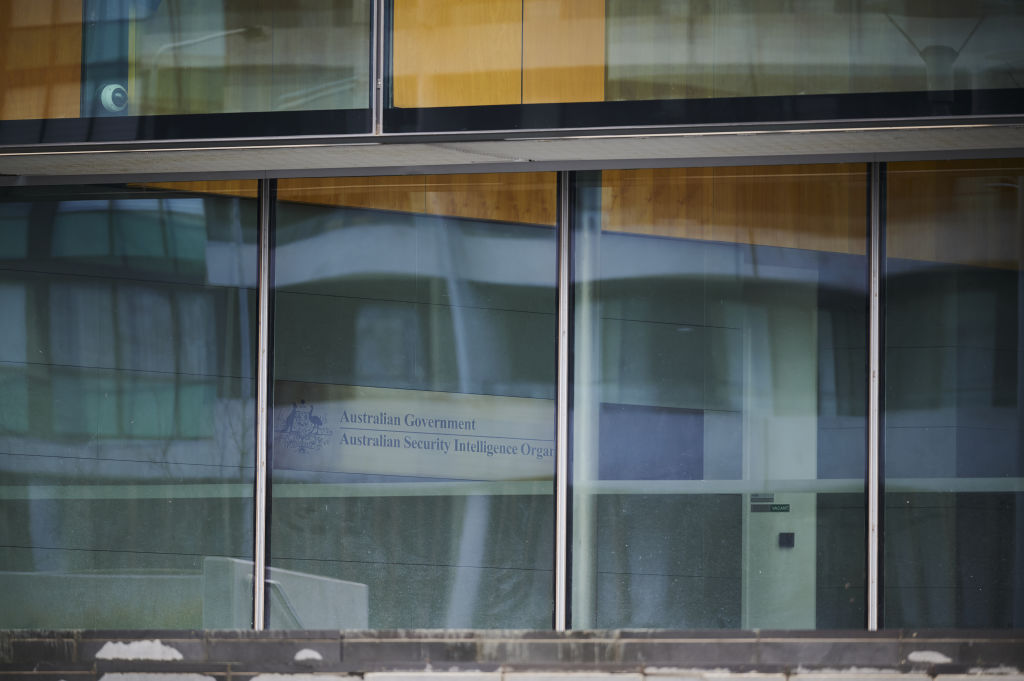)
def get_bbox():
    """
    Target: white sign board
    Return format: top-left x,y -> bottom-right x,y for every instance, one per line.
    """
273,381 -> 555,481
